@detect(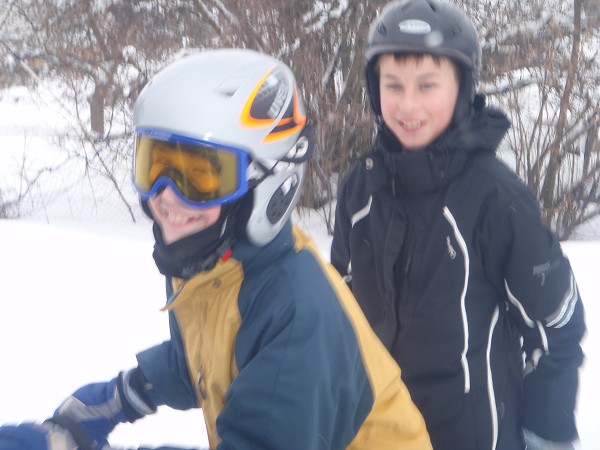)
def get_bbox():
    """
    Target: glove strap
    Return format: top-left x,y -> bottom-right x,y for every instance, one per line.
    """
45,416 -> 94,450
